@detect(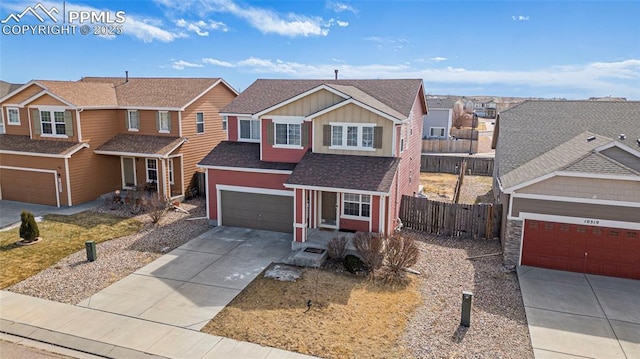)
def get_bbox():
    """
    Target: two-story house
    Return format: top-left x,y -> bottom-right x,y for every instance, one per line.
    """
0,77 -> 237,207
198,79 -> 427,248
